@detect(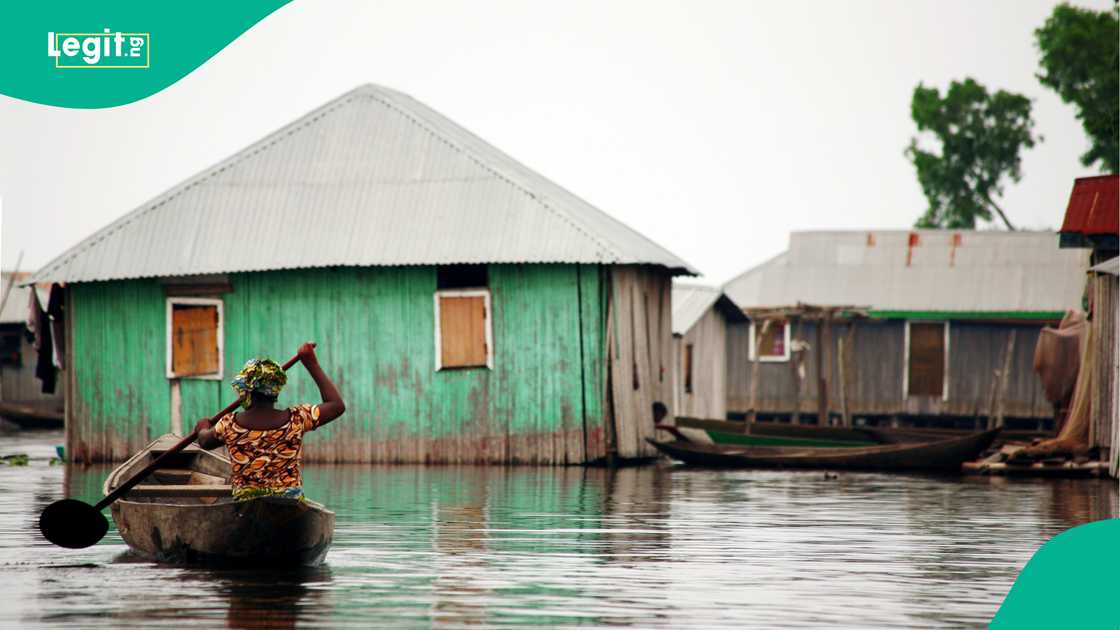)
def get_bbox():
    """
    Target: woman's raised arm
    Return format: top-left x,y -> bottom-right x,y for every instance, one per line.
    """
298,342 -> 346,426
